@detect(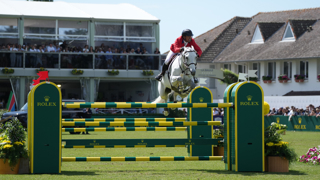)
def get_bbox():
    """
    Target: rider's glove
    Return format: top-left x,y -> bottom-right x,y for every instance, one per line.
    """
180,47 -> 184,52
